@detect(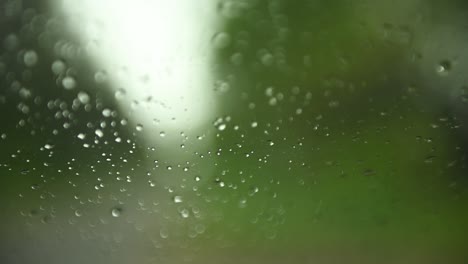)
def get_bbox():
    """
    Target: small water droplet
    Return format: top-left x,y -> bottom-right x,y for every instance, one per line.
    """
238,198 -> 247,208
114,88 -> 126,100
436,60 -> 452,75
230,52 -> 243,65
77,91 -> 90,104
62,76 -> 77,90
195,224 -> 206,234
219,1 -> 244,18
212,32 -> 231,49
95,129 -> 104,138
248,186 -> 259,196
424,155 -> 436,164
44,143 -> 54,150
180,208 -> 190,218
24,50 -> 38,67
111,206 -> 122,217
51,60 -> 66,75
261,53 -> 274,66
102,108 -> 112,117
148,180 -> 156,187
94,70 -> 108,83
159,228 -> 169,238
136,124 -> 143,131
173,196 -> 183,203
